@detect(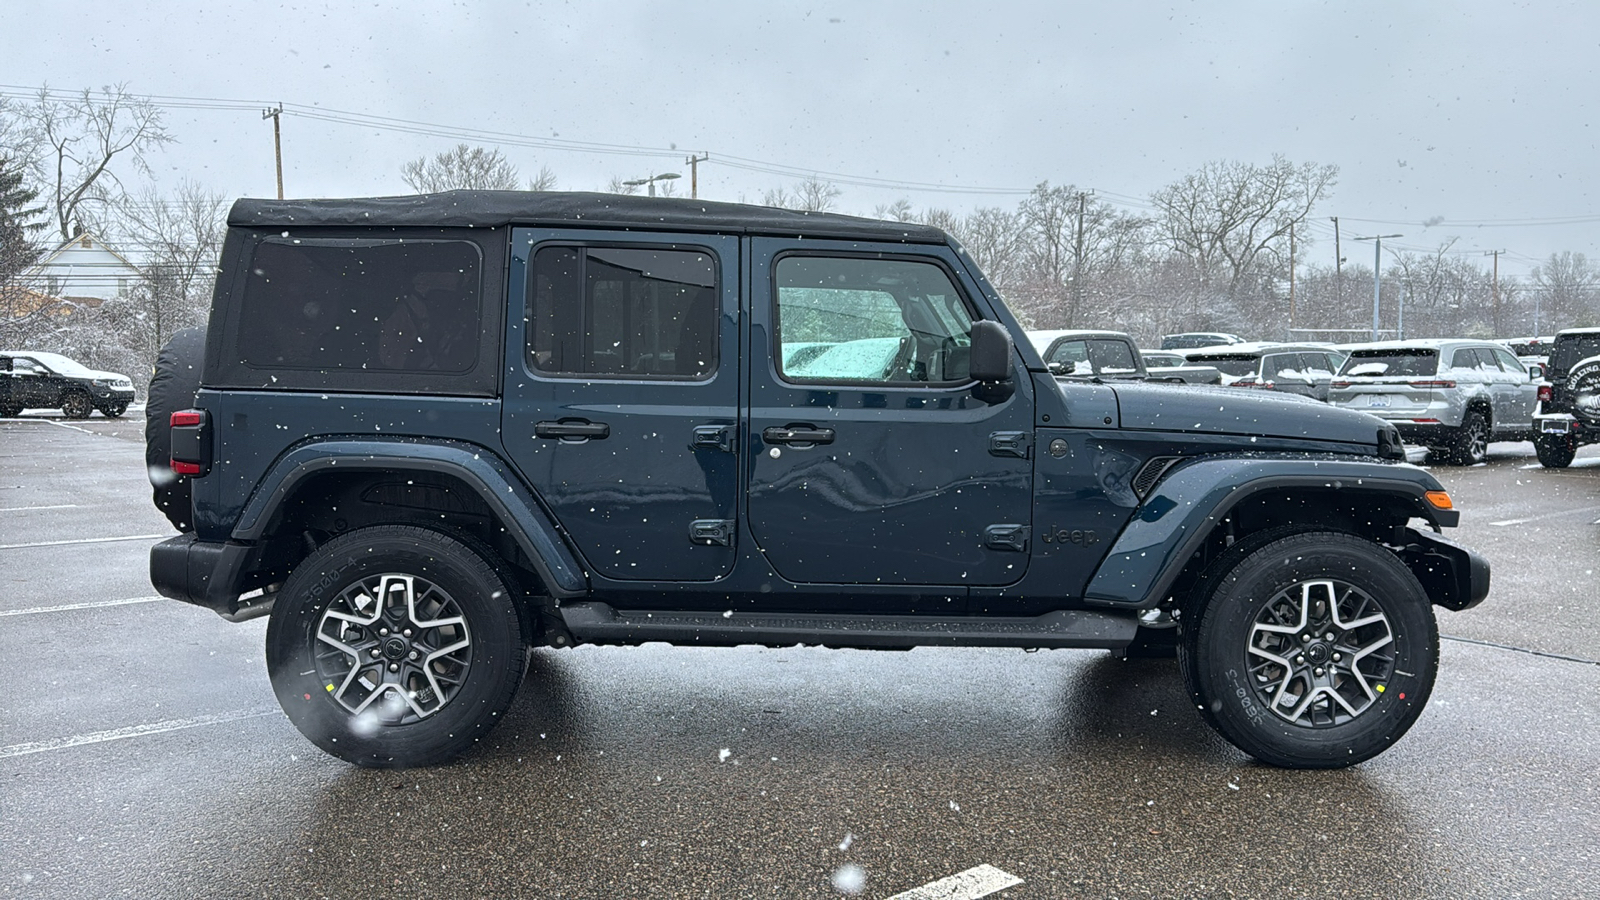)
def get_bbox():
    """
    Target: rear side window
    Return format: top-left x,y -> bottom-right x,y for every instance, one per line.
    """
239,238 -> 482,373
1340,349 -> 1438,378
529,246 -> 717,379
1551,334 -> 1600,373
1044,339 -> 1135,375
